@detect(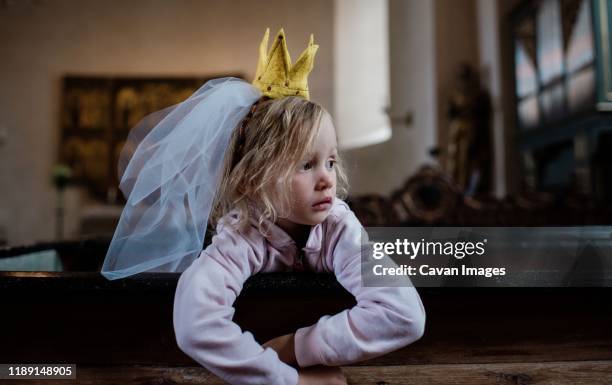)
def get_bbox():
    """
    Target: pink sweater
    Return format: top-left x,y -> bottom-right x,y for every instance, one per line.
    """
173,199 -> 426,385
